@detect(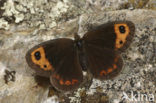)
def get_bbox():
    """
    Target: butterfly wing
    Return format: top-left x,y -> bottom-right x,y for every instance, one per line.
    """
82,21 -> 135,79
83,21 -> 135,52
26,38 -> 83,91
83,44 -> 123,80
